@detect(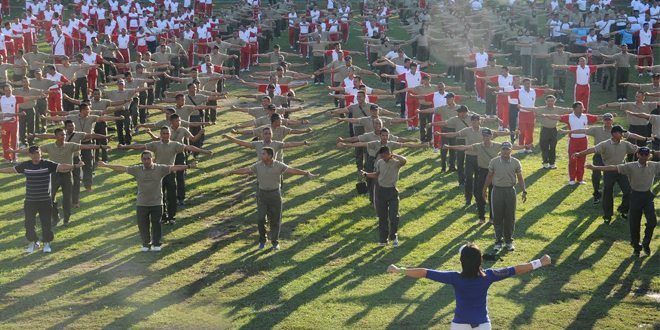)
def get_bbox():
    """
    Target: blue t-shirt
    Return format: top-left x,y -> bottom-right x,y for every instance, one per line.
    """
620,30 -> 633,45
572,28 -> 589,45
425,267 -> 516,324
